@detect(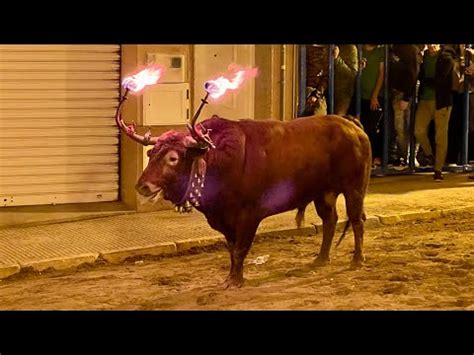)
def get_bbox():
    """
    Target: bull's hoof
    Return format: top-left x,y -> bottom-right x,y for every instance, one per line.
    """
222,276 -> 244,289
312,256 -> 330,267
351,254 -> 365,269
